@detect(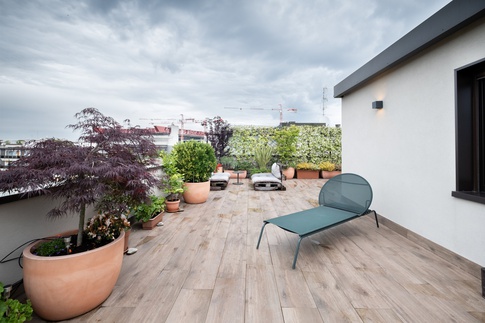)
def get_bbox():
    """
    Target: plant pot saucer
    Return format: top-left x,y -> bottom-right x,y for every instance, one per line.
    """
166,207 -> 184,213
